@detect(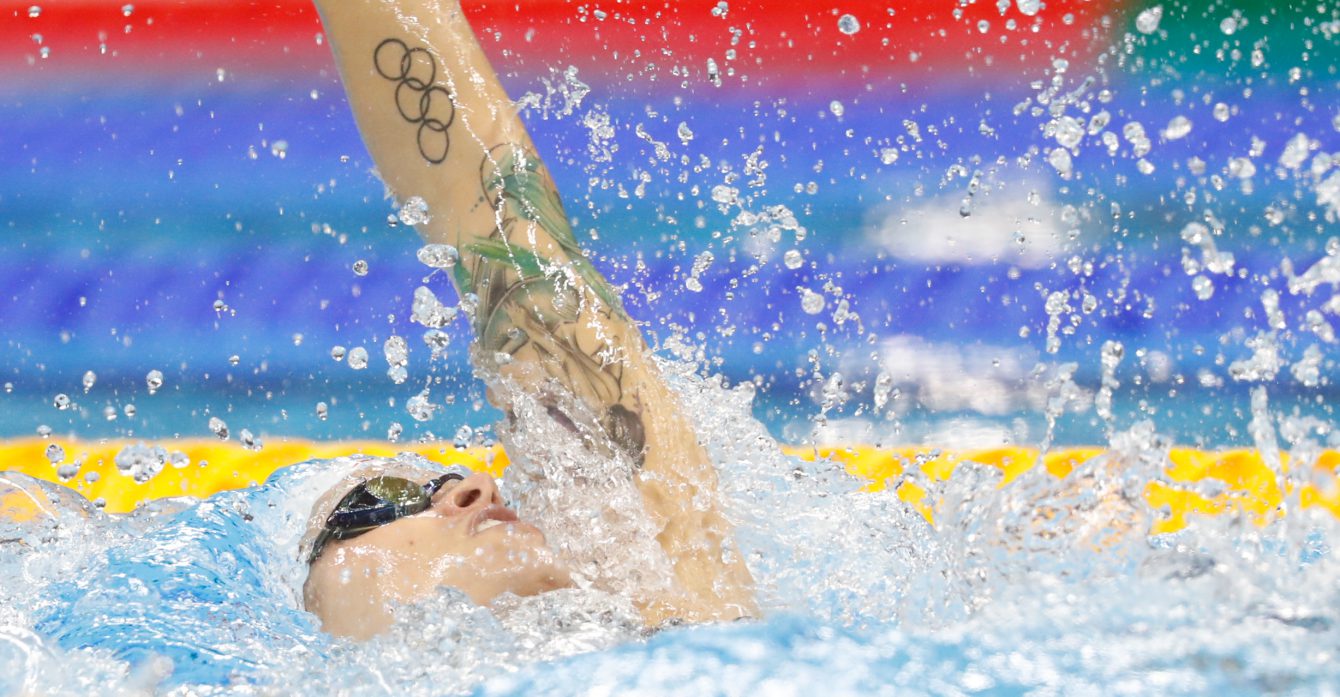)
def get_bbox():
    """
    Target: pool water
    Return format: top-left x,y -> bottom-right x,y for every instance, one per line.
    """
4,371 -> 1339,694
